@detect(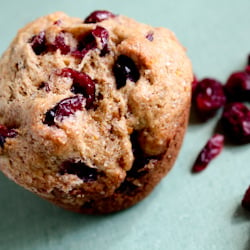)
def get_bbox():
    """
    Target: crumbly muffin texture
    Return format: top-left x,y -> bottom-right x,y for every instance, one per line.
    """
0,11 -> 192,213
